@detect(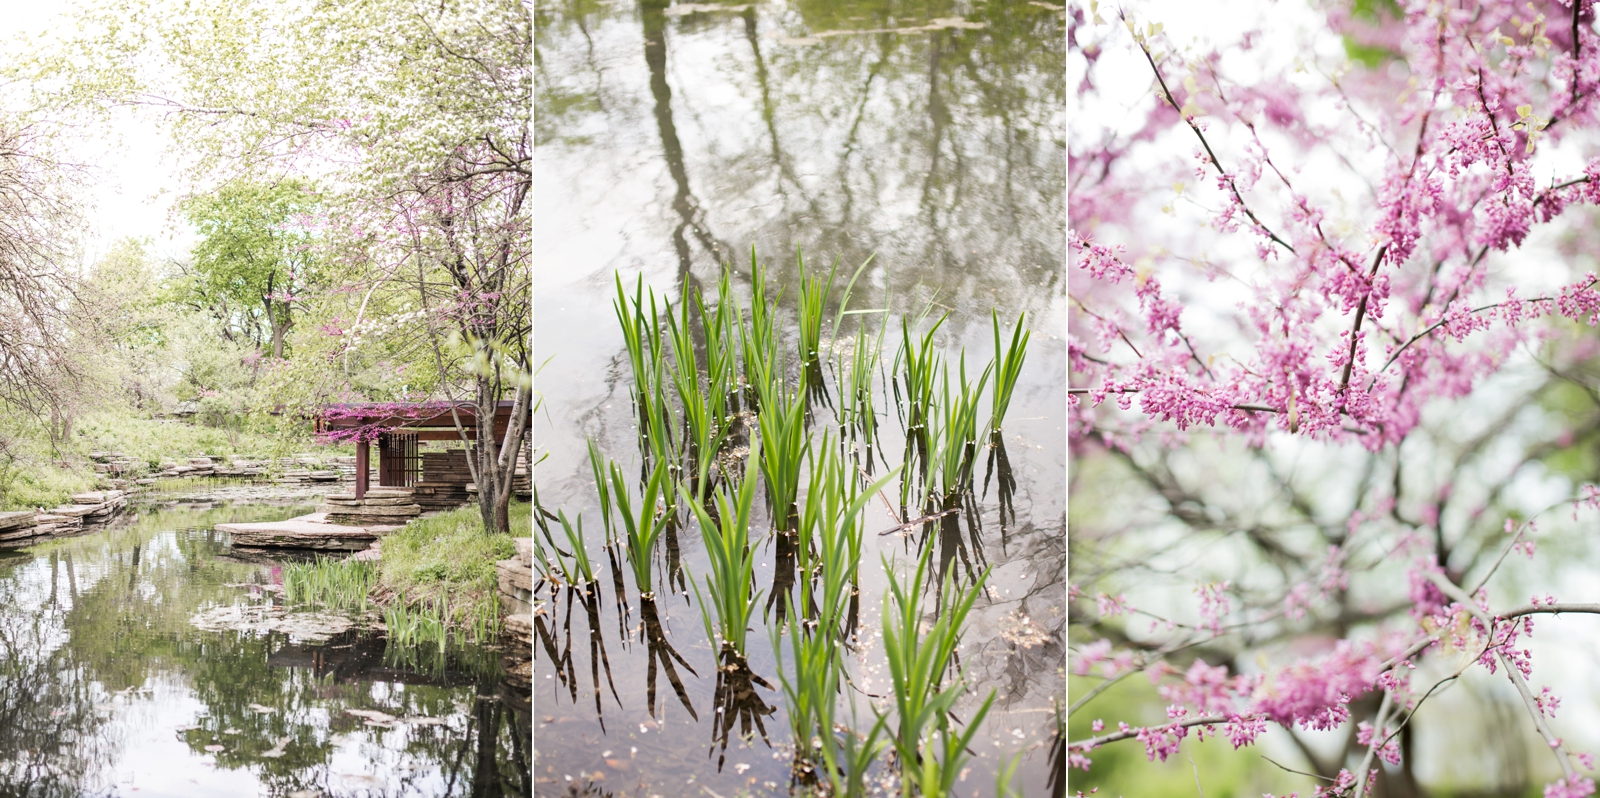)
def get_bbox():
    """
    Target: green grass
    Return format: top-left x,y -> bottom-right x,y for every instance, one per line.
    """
283,557 -> 377,612
683,450 -> 761,656
73,410 -> 317,470
927,353 -> 992,506
989,311 -> 1030,435
878,545 -> 993,796
377,501 -> 523,640
774,441 -> 896,789
796,251 -> 840,371
610,457 -> 670,596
